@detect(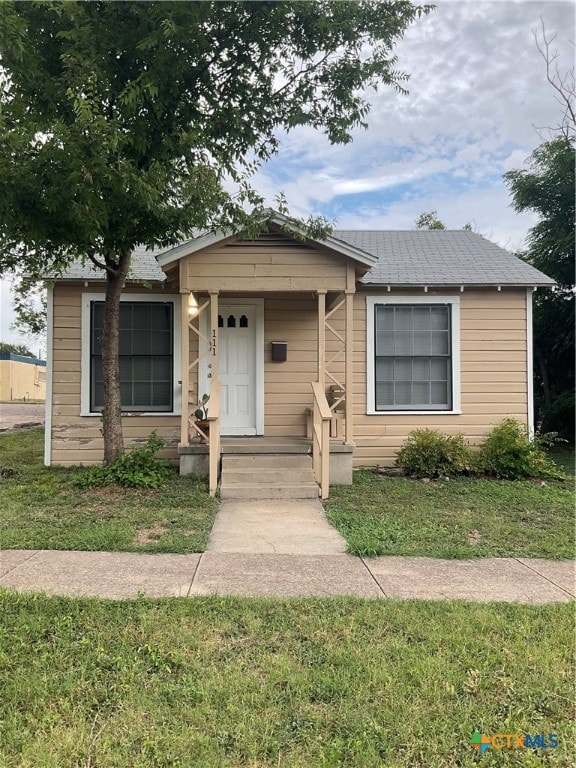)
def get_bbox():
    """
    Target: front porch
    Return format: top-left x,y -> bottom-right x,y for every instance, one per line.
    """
159,224 -> 374,498
179,437 -> 354,499
176,285 -> 358,498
